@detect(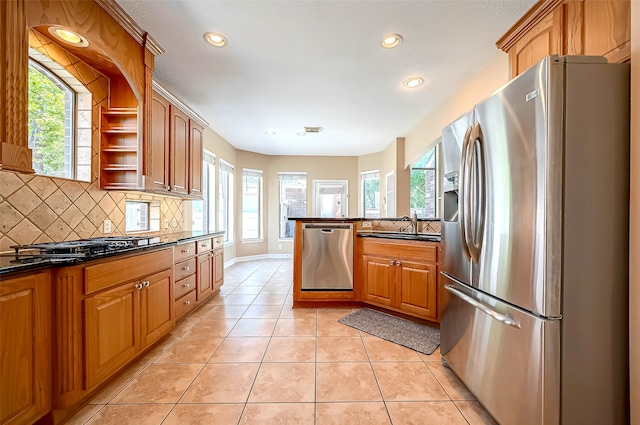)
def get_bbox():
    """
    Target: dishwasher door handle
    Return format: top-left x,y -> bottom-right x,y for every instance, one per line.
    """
320,229 -> 334,233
